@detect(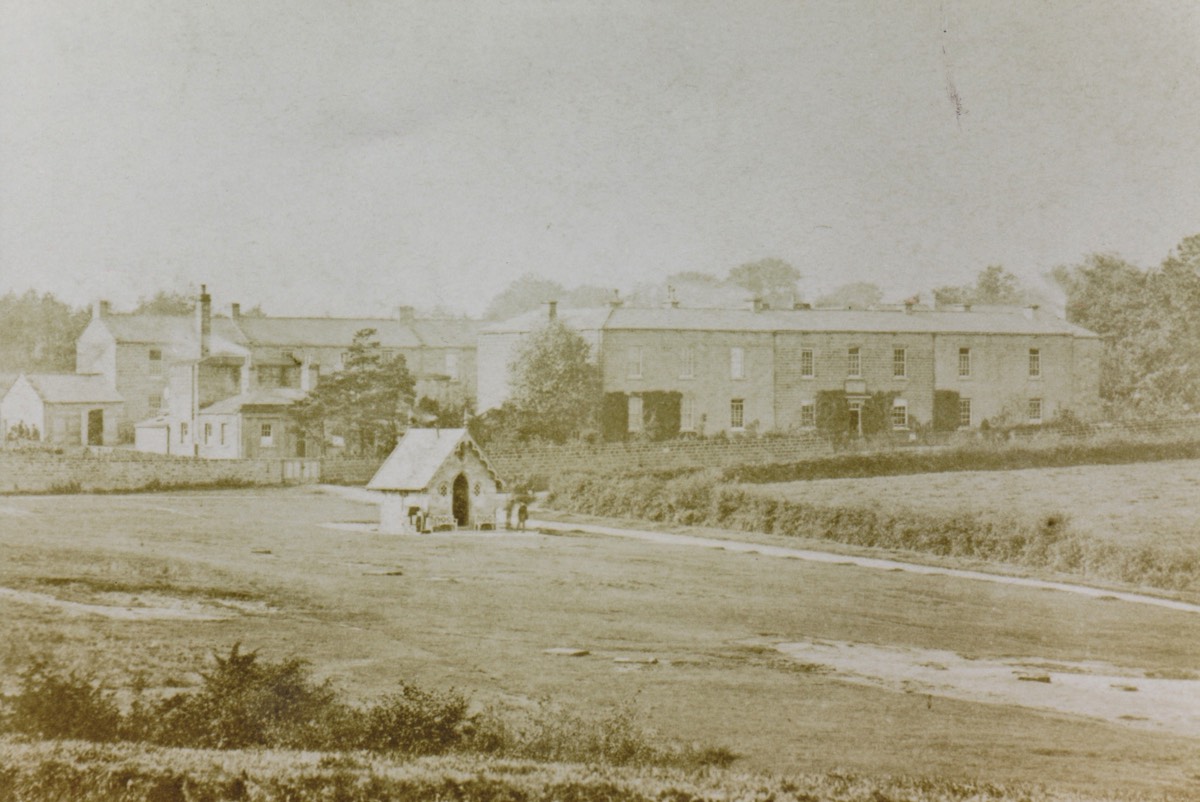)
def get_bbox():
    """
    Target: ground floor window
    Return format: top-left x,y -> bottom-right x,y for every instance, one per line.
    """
220,423 -> 227,445
959,398 -> 971,428
627,395 -> 643,433
799,401 -> 815,428
203,422 -> 212,443
261,423 -> 274,446
891,399 -> 908,429
1028,398 -> 1043,424
680,396 -> 695,431
730,398 -> 744,429
180,421 -> 188,443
